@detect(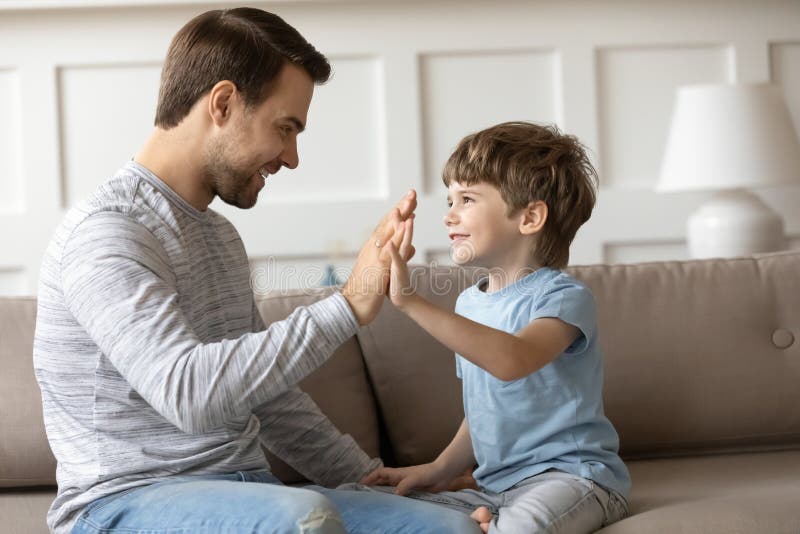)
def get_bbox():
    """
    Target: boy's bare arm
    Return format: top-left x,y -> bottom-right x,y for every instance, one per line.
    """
385,225 -> 579,381
432,418 -> 476,479
401,296 -> 576,381
361,418 -> 475,495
